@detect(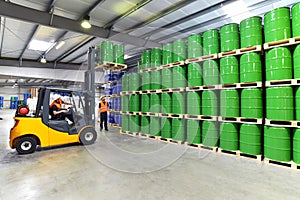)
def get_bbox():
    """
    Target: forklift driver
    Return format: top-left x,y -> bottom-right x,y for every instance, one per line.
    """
50,94 -> 74,124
